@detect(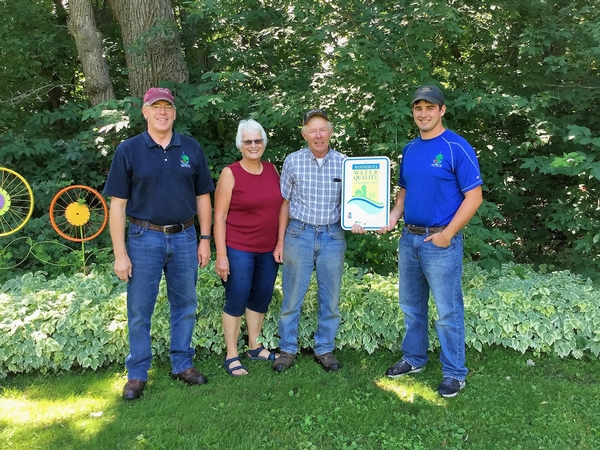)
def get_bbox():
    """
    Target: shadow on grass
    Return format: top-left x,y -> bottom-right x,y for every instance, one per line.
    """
2,347 -> 600,449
